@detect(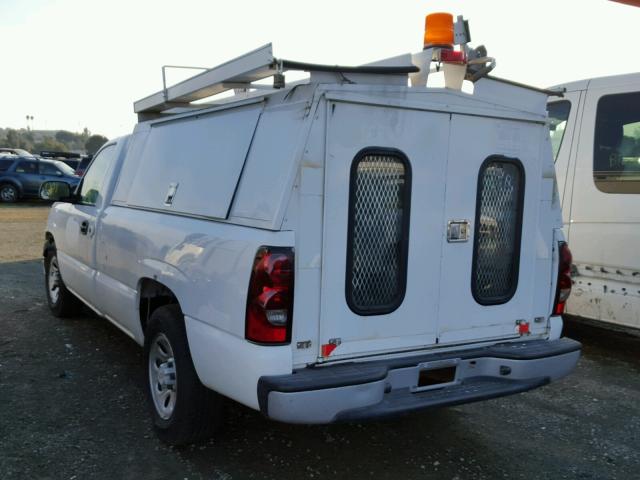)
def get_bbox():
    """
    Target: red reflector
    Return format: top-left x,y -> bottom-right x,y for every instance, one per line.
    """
553,300 -> 566,316
321,343 -> 337,357
245,247 -> 294,344
440,49 -> 466,64
518,321 -> 530,335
